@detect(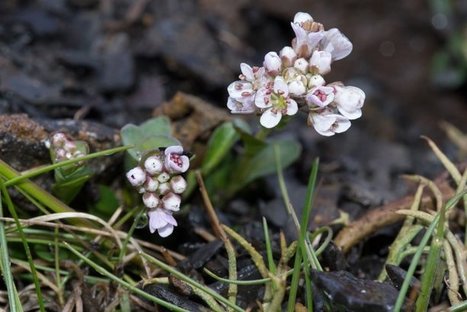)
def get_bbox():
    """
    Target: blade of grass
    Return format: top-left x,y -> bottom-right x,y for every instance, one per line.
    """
4,145 -> 131,187
63,242 -> 190,312
287,158 -> 319,312
141,252 -> 245,312
0,183 -> 22,312
1,181 -> 45,312
262,217 -> 276,274
394,190 -> 467,312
